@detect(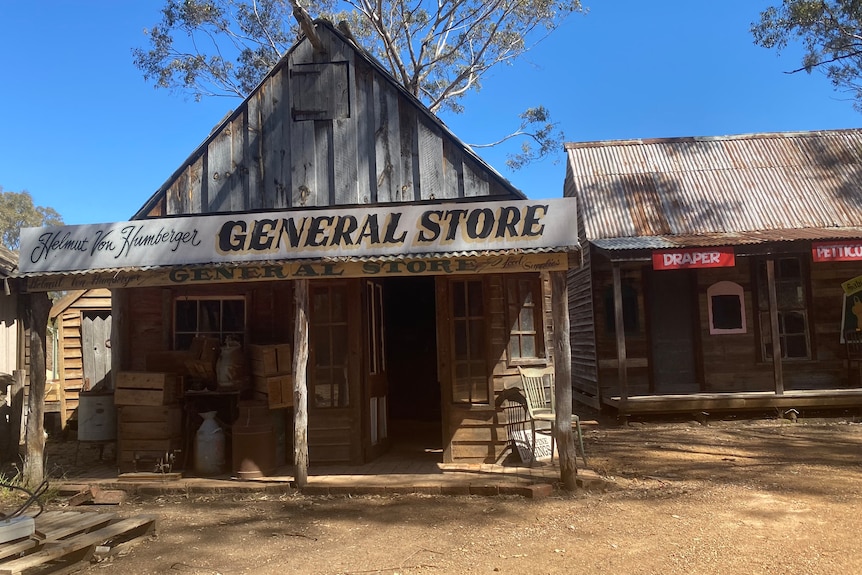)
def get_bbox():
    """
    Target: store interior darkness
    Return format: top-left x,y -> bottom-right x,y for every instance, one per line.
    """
383,276 -> 442,447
